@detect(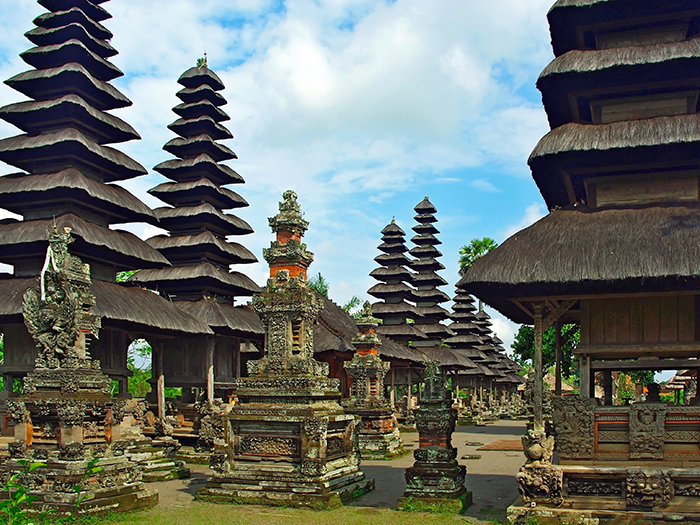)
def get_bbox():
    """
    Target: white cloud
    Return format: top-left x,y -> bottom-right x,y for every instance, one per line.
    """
501,202 -> 547,240
472,178 -> 500,193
